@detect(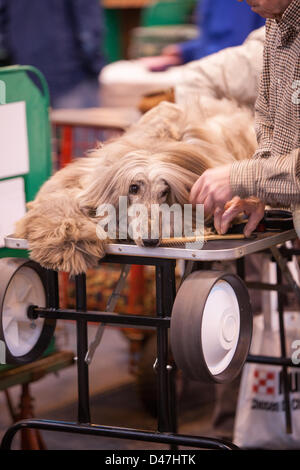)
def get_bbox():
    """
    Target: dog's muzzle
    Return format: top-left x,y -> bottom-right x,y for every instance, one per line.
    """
142,238 -> 160,247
